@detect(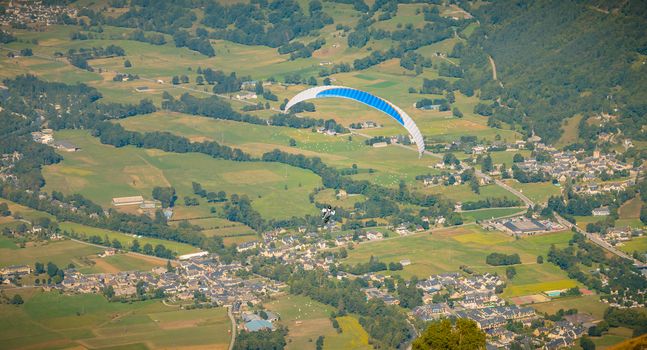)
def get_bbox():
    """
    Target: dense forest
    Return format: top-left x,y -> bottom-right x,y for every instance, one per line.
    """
467,0 -> 647,142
